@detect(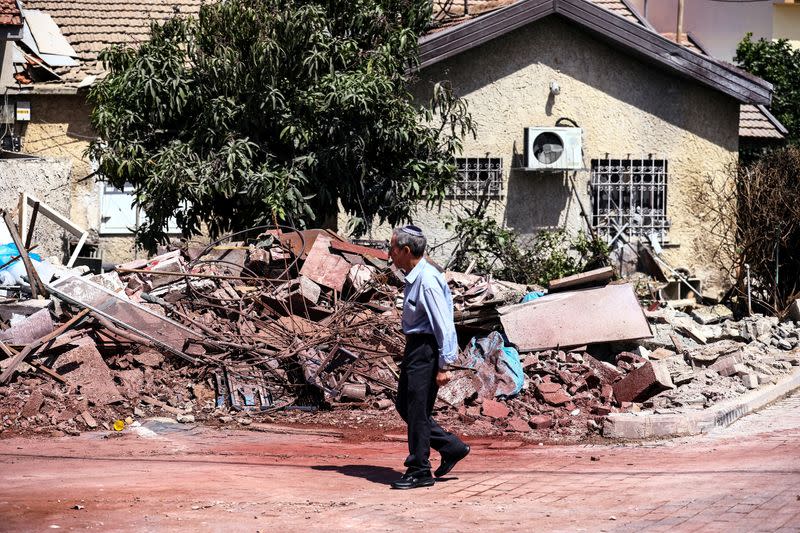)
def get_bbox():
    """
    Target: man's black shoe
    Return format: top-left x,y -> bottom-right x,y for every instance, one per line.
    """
390,473 -> 435,490
434,445 -> 470,478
